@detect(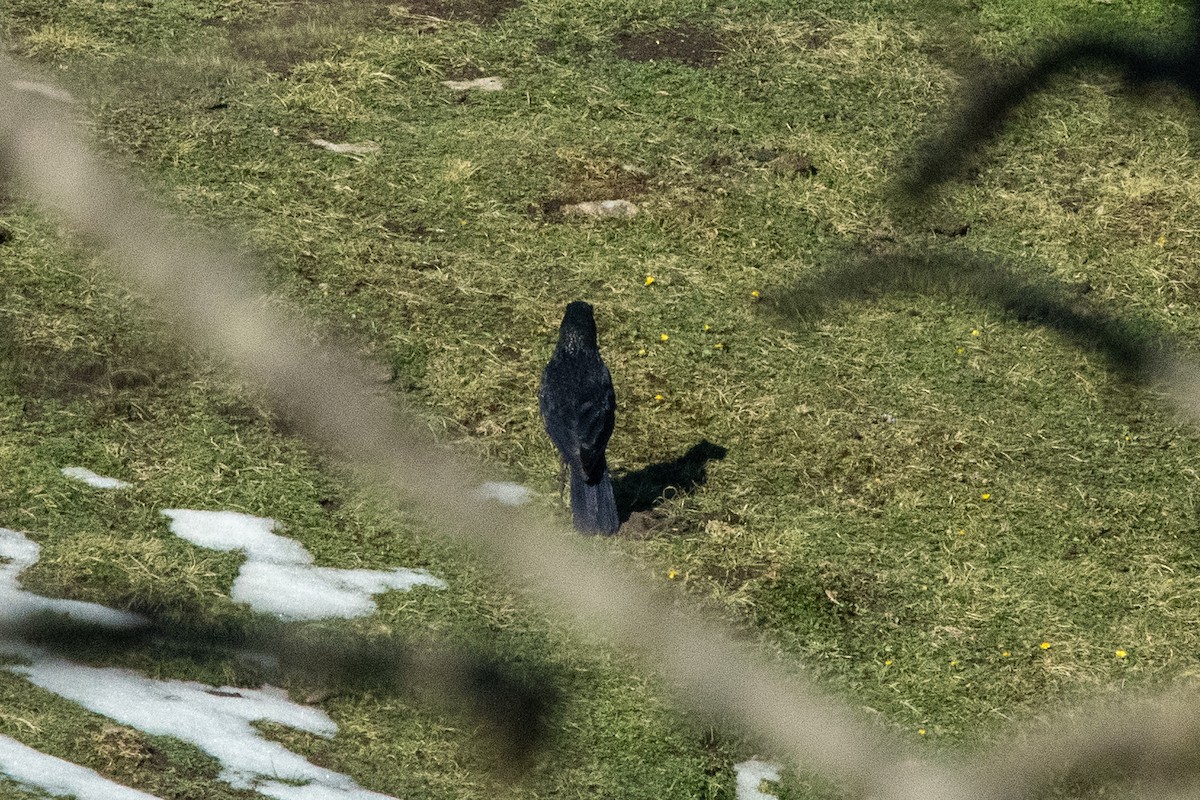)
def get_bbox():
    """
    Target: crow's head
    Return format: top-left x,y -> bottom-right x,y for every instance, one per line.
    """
557,300 -> 599,352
